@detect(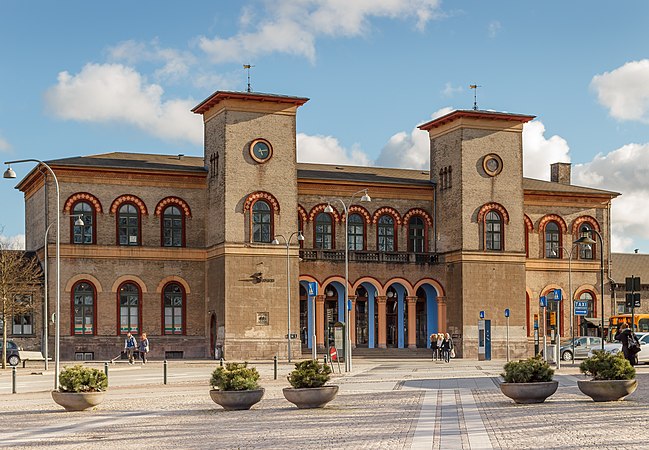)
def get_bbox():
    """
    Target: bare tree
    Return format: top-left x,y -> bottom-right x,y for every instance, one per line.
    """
0,236 -> 42,369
